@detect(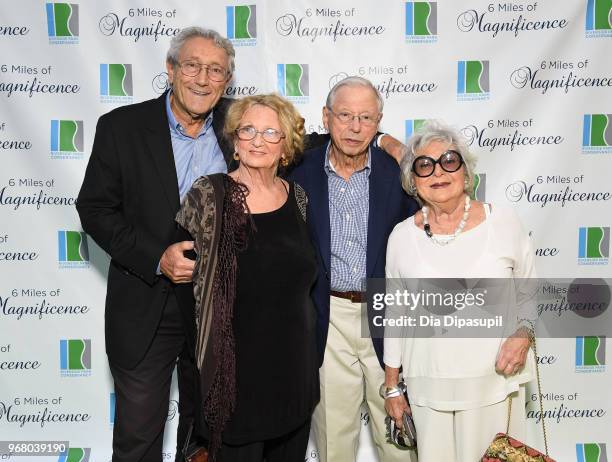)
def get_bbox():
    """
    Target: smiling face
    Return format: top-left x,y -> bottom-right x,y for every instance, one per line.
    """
234,104 -> 284,171
414,140 -> 466,206
323,85 -> 380,160
166,37 -> 230,123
